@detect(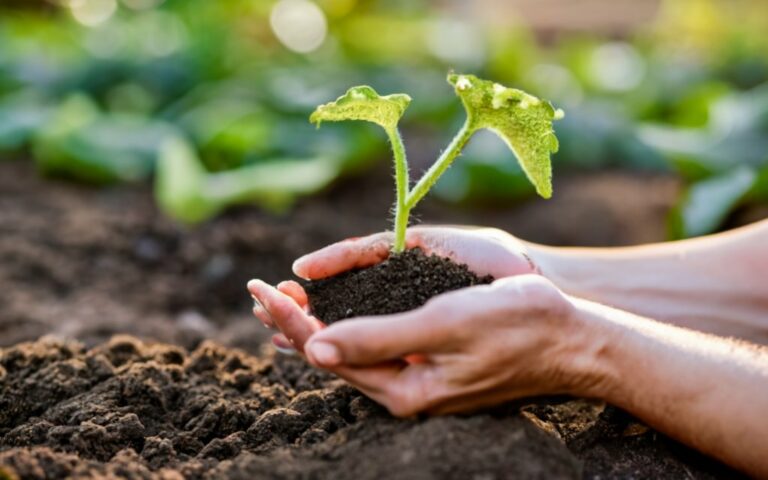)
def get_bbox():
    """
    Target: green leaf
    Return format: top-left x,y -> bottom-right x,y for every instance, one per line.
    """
447,73 -> 563,198
34,96 -> 178,184
749,165 -> 768,202
0,91 -> 53,152
670,167 -> 757,239
156,137 -> 221,224
156,137 -> 342,224
310,85 -> 411,132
